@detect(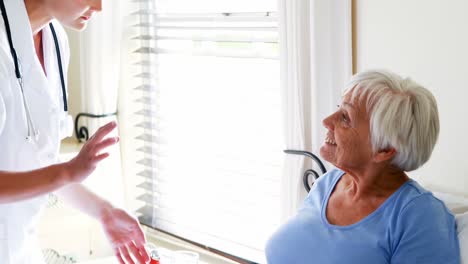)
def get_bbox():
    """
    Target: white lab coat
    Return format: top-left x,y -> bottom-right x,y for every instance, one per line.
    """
0,0 -> 73,263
